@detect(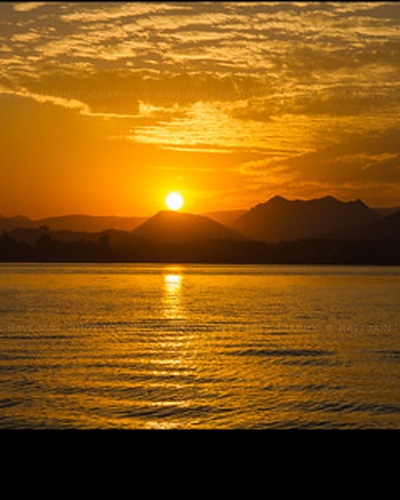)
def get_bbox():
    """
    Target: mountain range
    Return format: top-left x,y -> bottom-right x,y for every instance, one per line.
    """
231,195 -> 382,242
1,195 -> 400,244
0,214 -> 146,233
